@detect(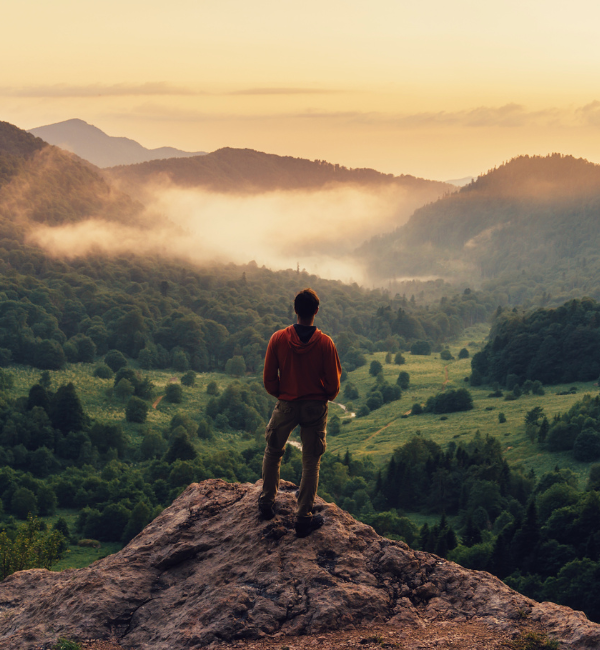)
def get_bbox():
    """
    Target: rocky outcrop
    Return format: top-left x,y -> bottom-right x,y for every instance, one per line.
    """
0,479 -> 599,649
